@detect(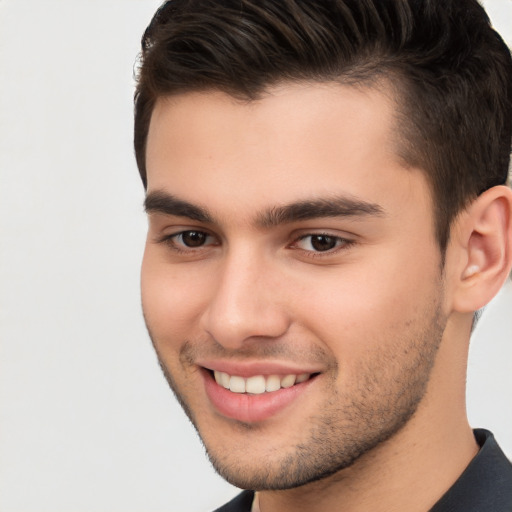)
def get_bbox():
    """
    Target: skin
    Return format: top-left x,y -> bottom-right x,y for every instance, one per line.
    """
141,83 -> 492,512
